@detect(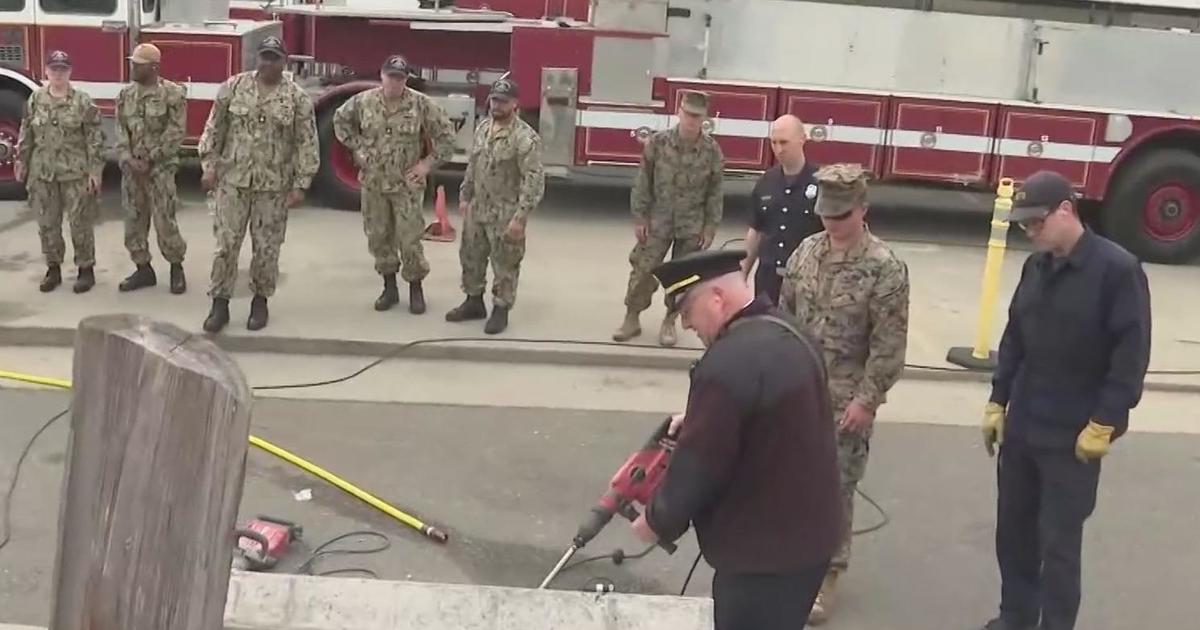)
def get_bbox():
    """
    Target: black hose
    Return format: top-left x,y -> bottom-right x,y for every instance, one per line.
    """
0,406 -> 70,555
296,530 -> 392,579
